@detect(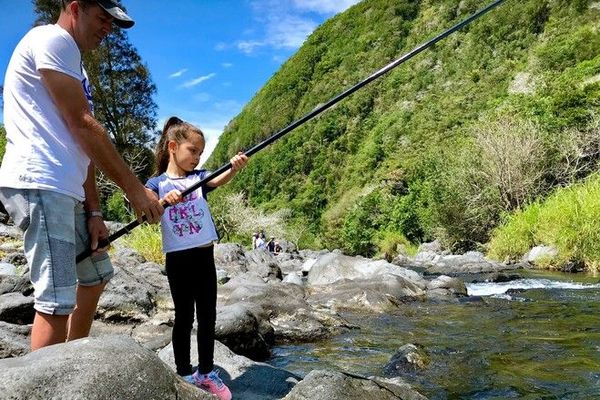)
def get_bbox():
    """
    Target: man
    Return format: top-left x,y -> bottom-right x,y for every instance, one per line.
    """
0,0 -> 163,351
